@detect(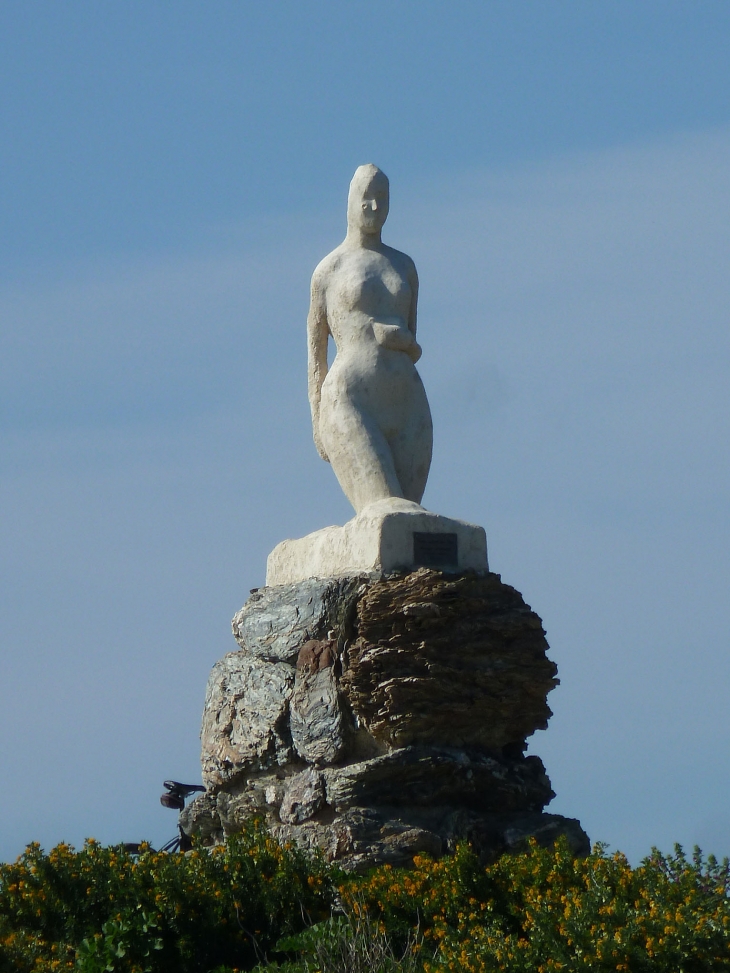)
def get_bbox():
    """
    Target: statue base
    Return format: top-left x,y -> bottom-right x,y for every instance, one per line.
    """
266,498 -> 488,586
184,568 -> 590,870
